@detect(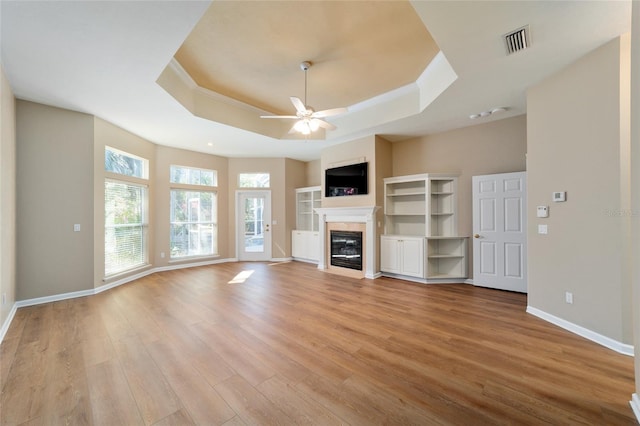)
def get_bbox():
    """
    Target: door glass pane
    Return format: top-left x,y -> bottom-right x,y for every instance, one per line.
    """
244,197 -> 264,252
